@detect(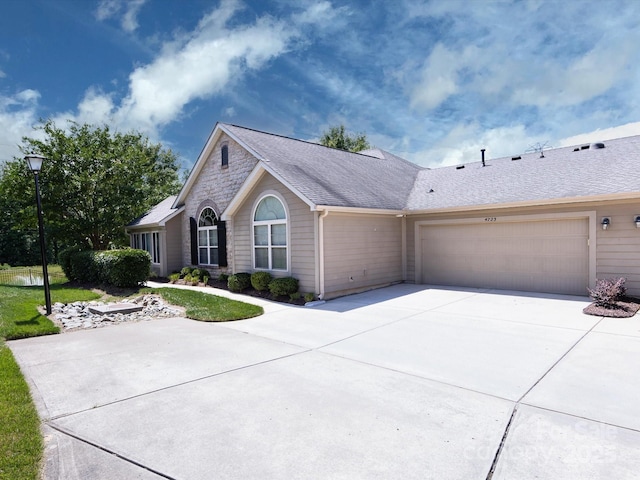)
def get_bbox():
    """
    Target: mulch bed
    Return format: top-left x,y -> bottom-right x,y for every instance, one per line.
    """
170,278 -> 307,306
583,297 -> 640,318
